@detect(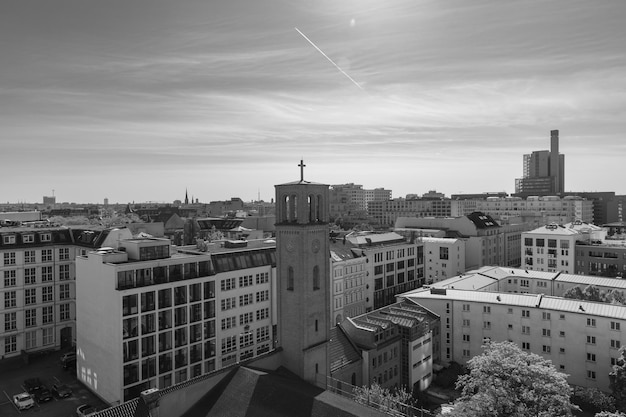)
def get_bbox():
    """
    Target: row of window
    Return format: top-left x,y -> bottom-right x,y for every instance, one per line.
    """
3,327 -> 57,354
2,265 -> 70,287
2,233 -> 53,245
2,248 -> 70,265
3,304 -> 71,332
